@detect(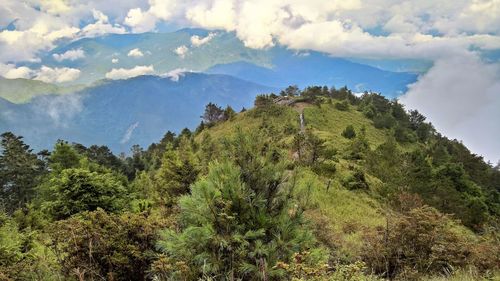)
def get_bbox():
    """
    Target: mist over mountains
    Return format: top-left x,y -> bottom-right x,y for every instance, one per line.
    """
0,73 -> 273,152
